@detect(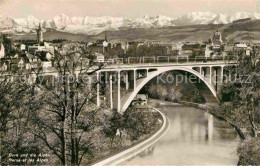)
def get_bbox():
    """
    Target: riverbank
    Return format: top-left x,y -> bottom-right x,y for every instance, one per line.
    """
91,106 -> 169,166
149,99 -> 207,110
91,99 -> 238,165
122,99 -> 239,165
